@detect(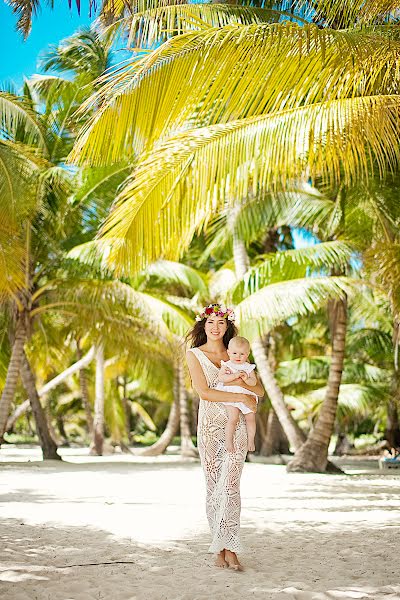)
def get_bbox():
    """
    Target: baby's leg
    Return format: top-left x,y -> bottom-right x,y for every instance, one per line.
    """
244,412 -> 257,452
225,406 -> 241,453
